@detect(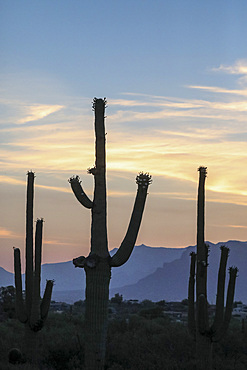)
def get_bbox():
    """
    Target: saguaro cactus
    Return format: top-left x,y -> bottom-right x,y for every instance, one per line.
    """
69,98 -> 151,369
14,172 -> 54,363
188,167 -> 238,370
